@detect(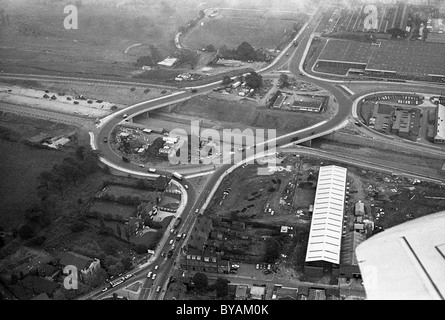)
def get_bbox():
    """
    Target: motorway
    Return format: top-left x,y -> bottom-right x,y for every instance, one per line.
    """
2,5 -> 445,300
